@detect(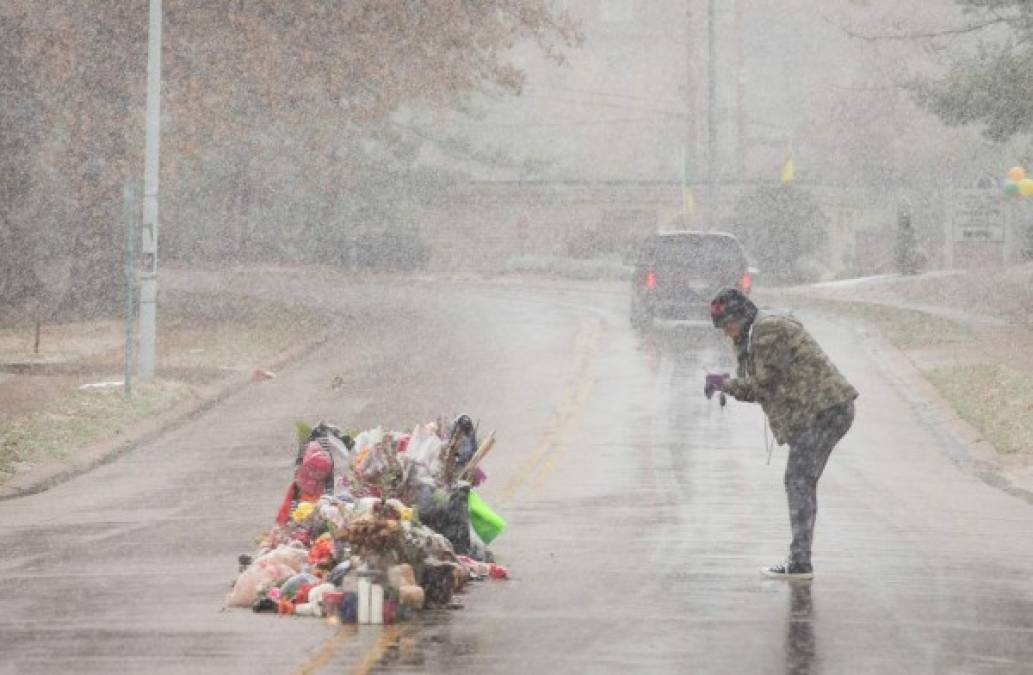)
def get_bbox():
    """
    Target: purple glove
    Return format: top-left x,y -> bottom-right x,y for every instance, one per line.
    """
704,373 -> 730,400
